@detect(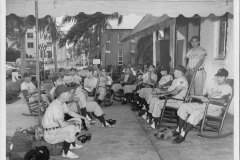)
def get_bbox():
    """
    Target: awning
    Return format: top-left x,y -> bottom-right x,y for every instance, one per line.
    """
121,14 -> 175,42
6,0 -> 233,18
